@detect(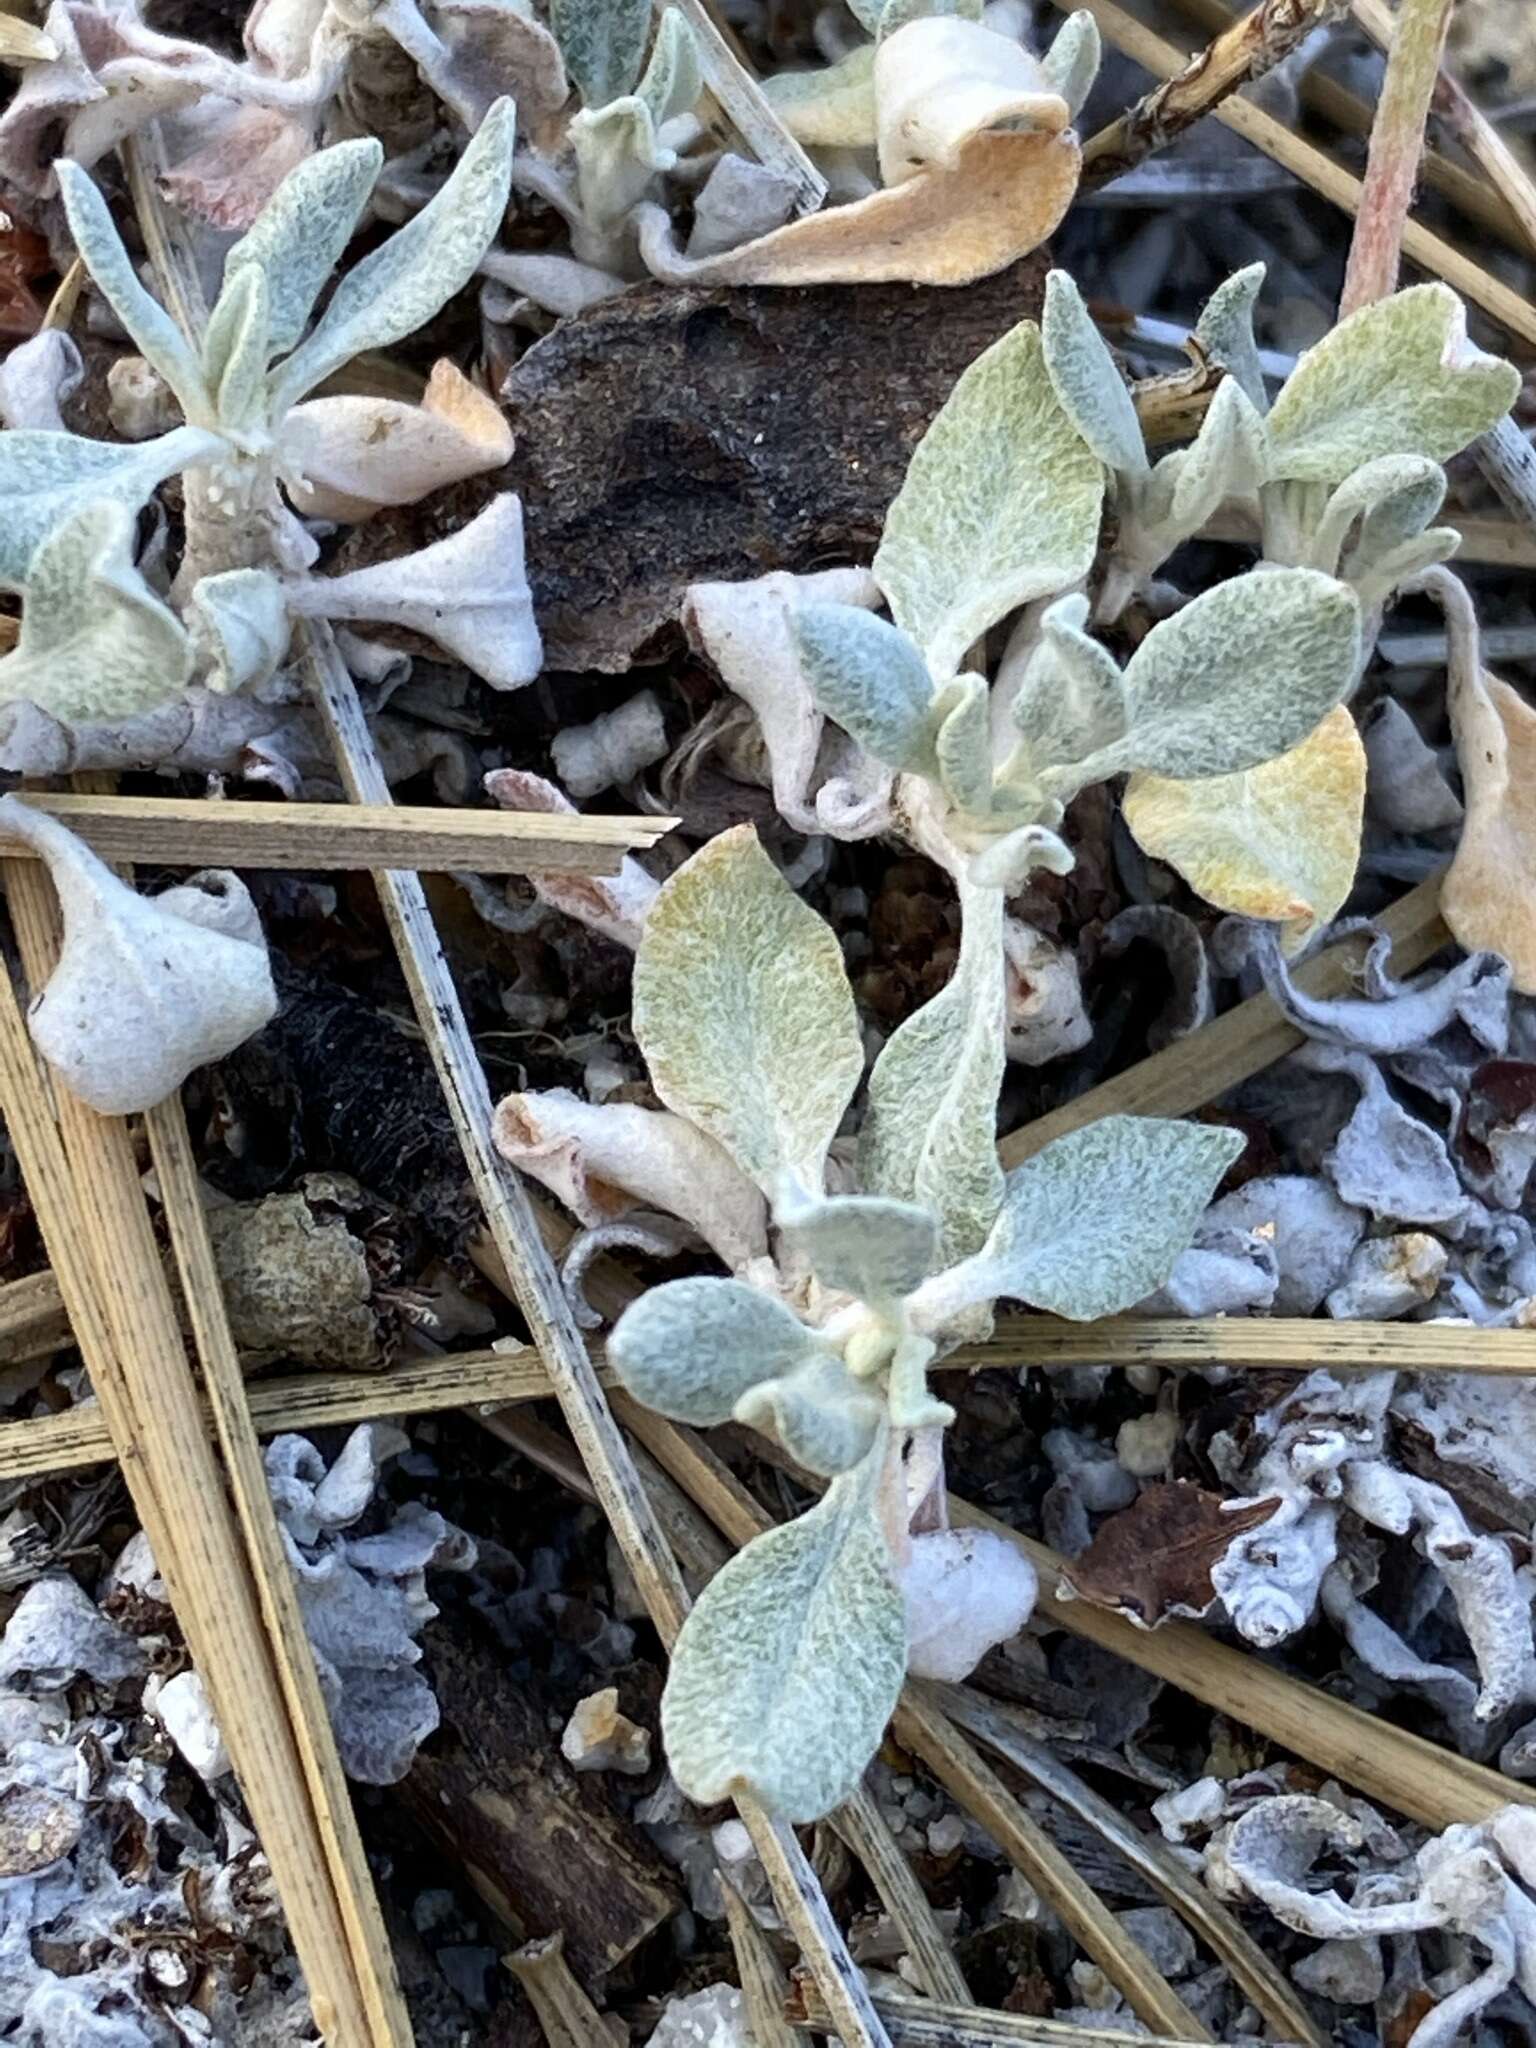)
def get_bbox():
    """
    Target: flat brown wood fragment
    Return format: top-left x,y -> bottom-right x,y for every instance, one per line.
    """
498,257 -> 1052,672
0,793 -> 672,876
